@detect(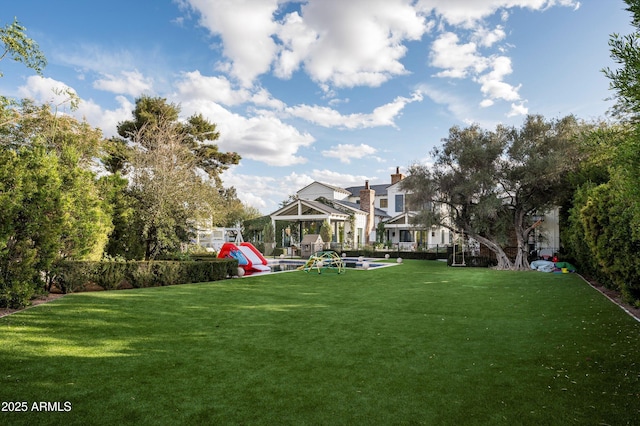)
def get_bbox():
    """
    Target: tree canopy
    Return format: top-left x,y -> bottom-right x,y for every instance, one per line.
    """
0,101 -> 111,307
402,115 -> 586,270
0,18 -> 46,78
107,97 -> 243,260
115,96 -> 240,185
